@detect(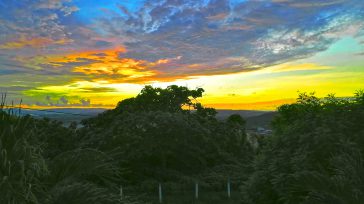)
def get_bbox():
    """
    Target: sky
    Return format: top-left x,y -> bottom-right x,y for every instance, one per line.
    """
0,0 -> 363,110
